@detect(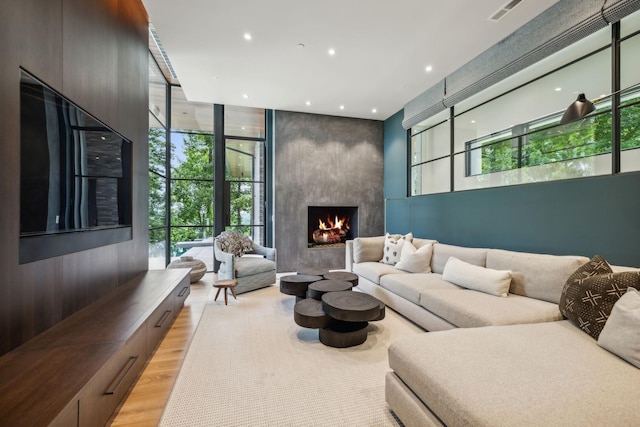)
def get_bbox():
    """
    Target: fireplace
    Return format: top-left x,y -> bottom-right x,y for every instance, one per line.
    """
307,206 -> 358,248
